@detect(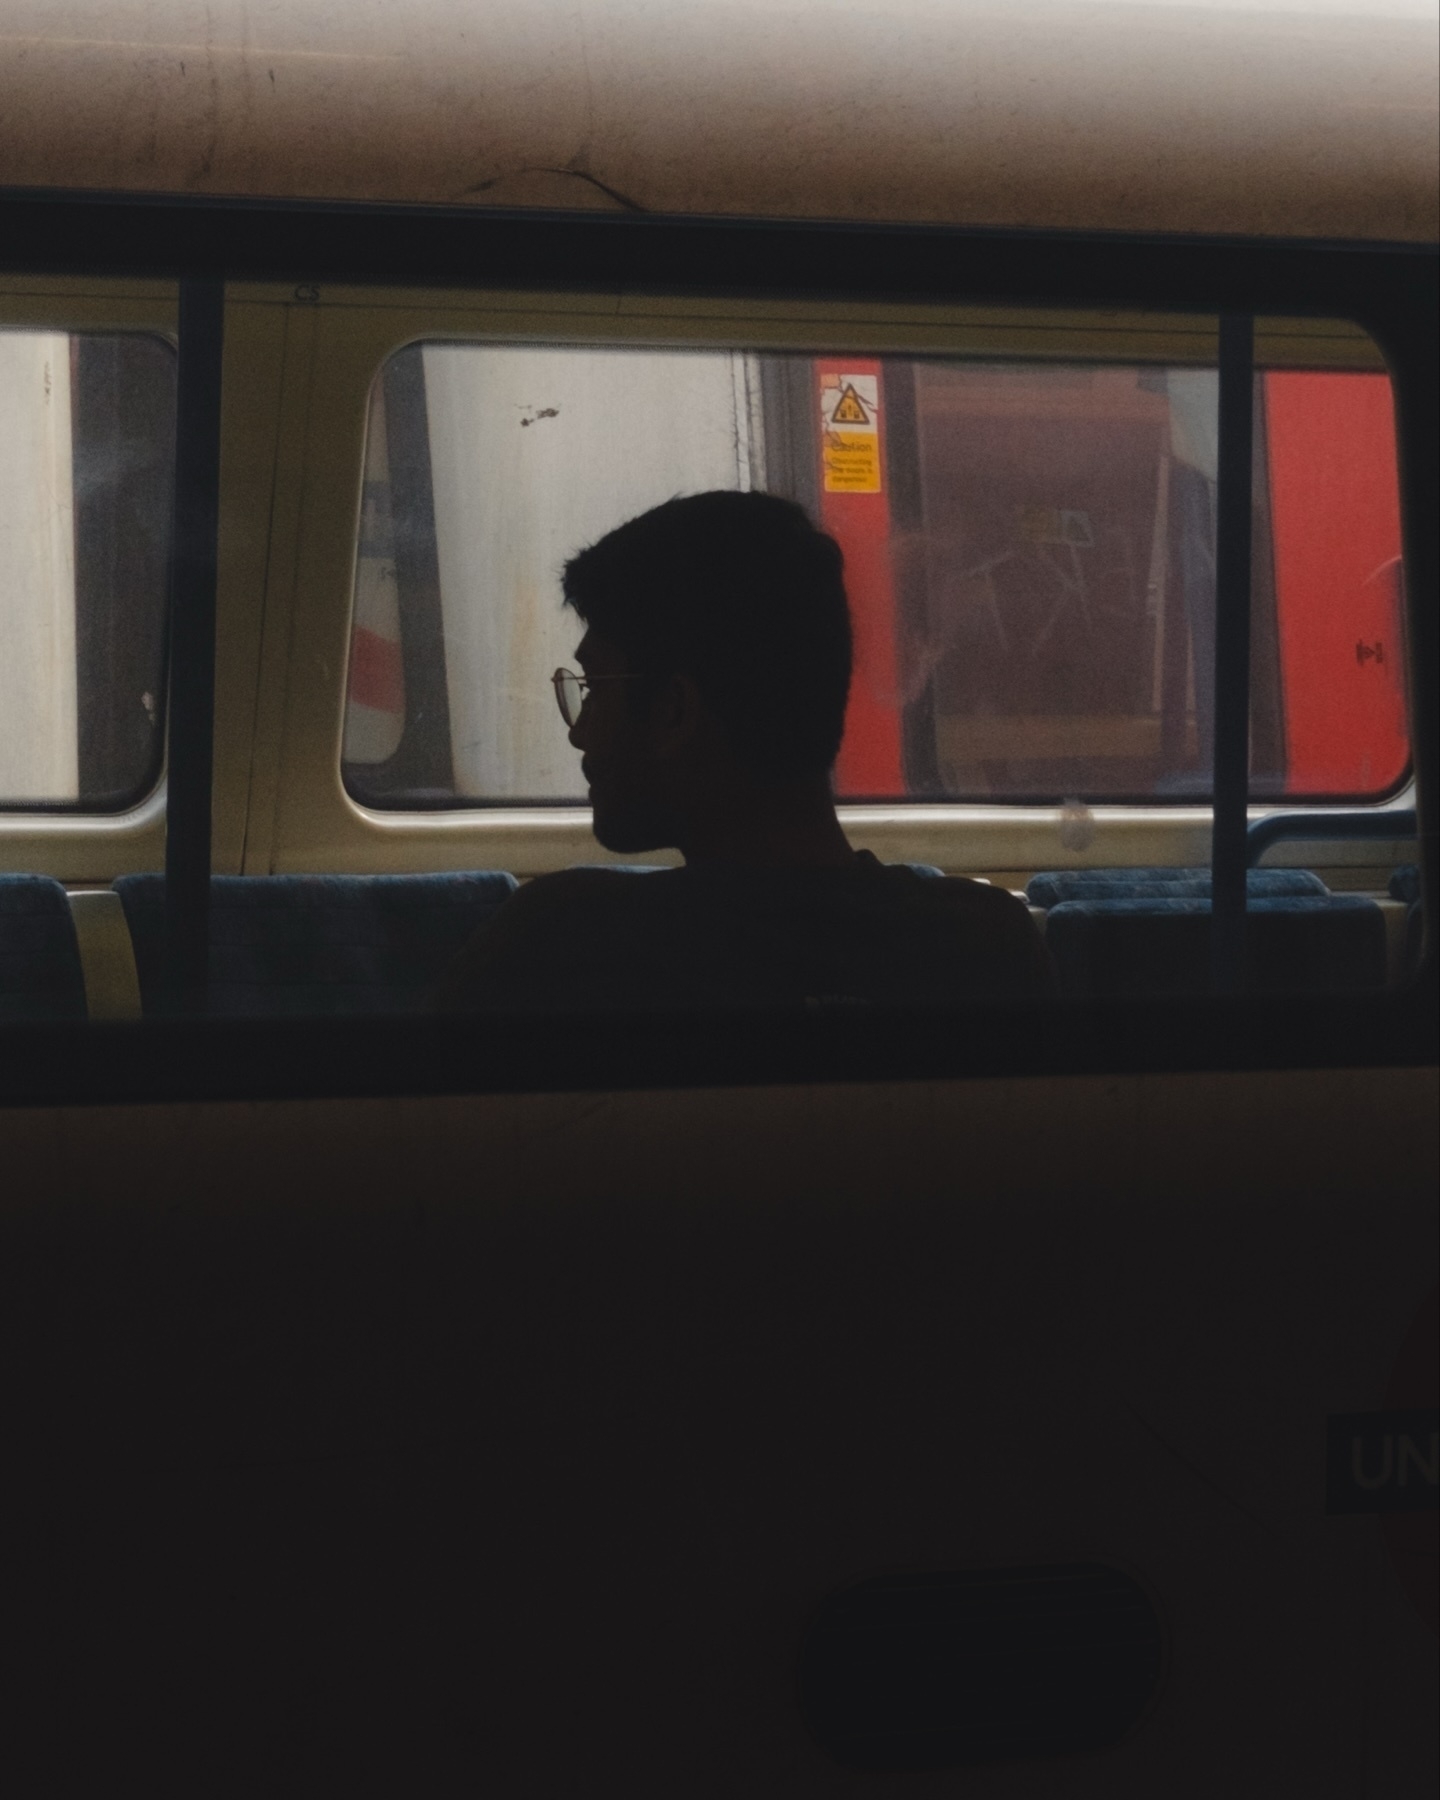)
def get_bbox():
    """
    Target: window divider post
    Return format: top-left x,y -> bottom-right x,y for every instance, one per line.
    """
1210,311 -> 1255,993
163,277 -> 225,1009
